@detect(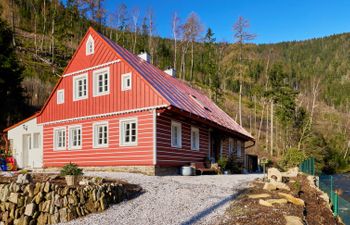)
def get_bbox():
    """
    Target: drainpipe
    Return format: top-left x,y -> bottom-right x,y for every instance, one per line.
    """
1,133 -> 9,154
